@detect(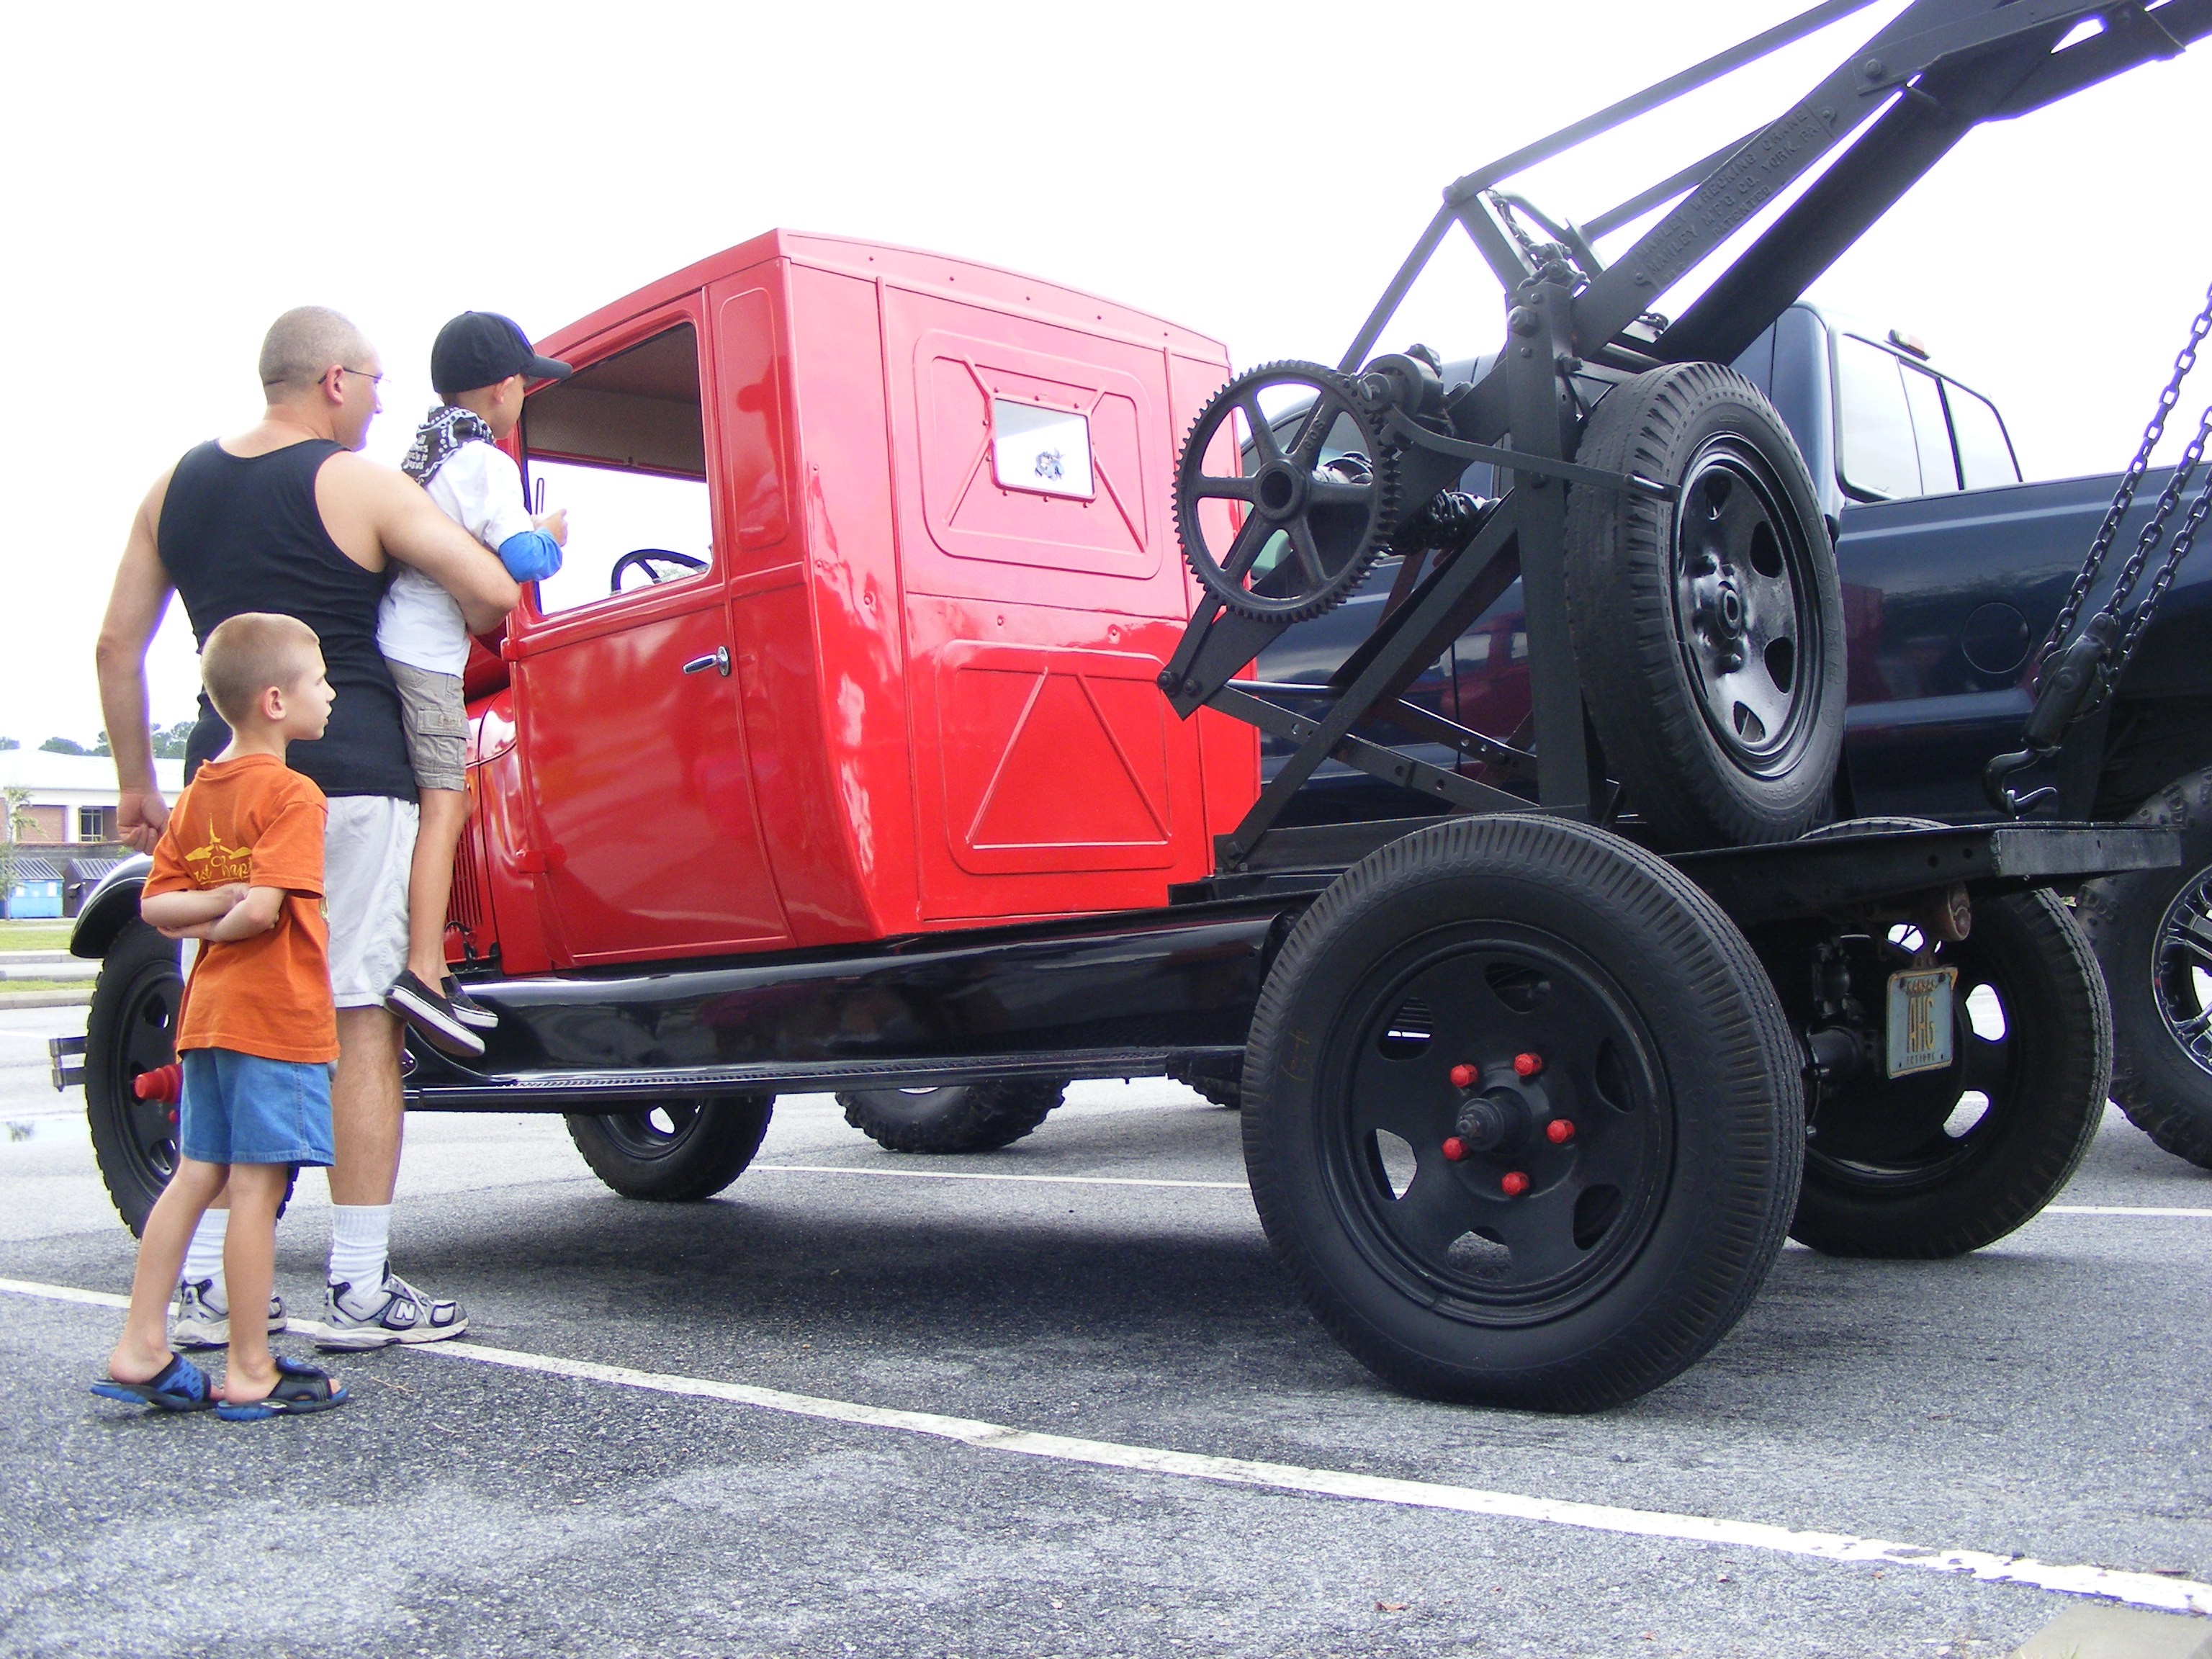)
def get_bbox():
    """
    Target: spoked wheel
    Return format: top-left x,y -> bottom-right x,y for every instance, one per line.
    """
1791,888 -> 2110,1259
565,1094 -> 774,1201
2078,766 -> 2212,1169
1174,361 -> 1400,623
84,921 -> 185,1237
1565,362 -> 1844,850
1244,815 -> 1802,1411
